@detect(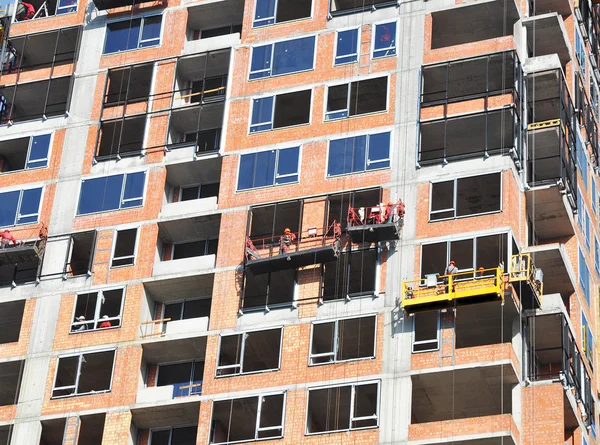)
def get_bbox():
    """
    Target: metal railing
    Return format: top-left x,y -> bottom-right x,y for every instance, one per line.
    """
347,200 -> 405,227
509,253 -> 543,301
